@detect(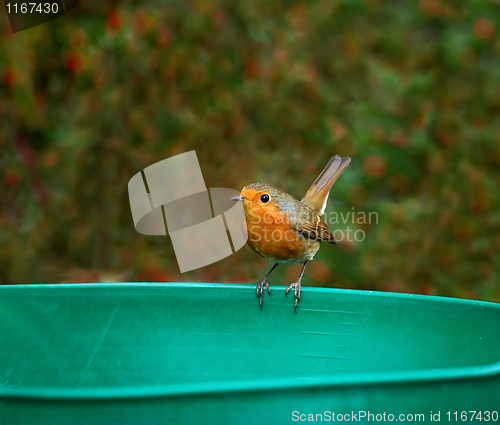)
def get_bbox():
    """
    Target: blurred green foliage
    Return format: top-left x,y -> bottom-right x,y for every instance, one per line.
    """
1,0 -> 499,302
